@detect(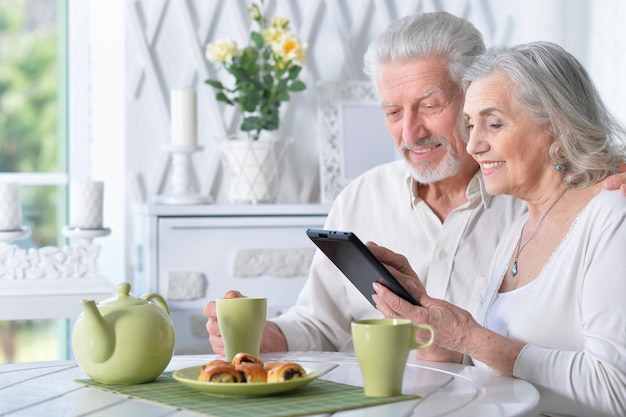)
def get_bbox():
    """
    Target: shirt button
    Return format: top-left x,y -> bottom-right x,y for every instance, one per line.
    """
439,250 -> 447,259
